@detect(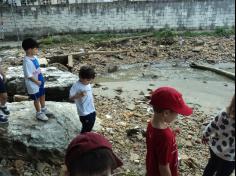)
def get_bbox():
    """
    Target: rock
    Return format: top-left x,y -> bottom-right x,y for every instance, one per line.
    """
211,46 -> 218,50
185,141 -> 193,148
6,67 -> 78,101
0,101 -> 101,164
0,168 -> 12,176
193,39 -> 205,46
13,95 -> 29,102
102,87 -> 109,90
127,104 -> 136,111
130,153 -> 140,162
192,47 -> 203,52
107,65 -> 118,73
206,59 -> 216,64
14,160 -> 24,172
105,114 -> 112,119
139,91 -> 145,95
49,63 -> 69,72
39,58 -> 48,67
146,47 -> 158,57
114,87 -> 123,94
36,162 -> 50,173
